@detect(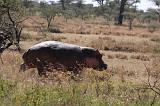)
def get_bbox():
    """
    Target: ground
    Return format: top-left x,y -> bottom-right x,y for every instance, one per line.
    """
0,16 -> 160,106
